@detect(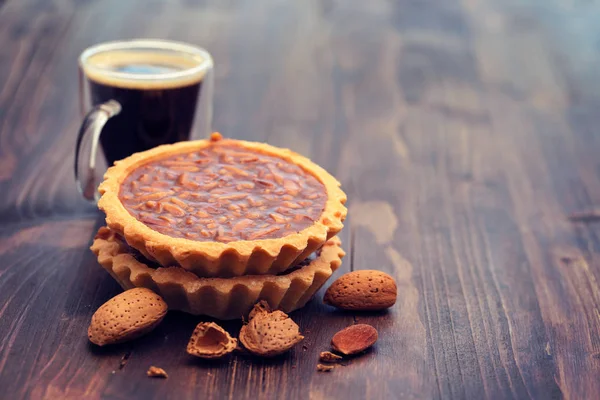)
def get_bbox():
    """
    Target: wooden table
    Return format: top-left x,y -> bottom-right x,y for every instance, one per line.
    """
2,0 -> 600,399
